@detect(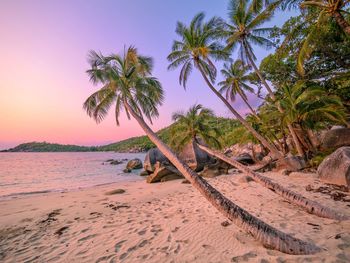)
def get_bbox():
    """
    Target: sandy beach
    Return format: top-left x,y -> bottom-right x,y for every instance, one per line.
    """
0,171 -> 349,263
